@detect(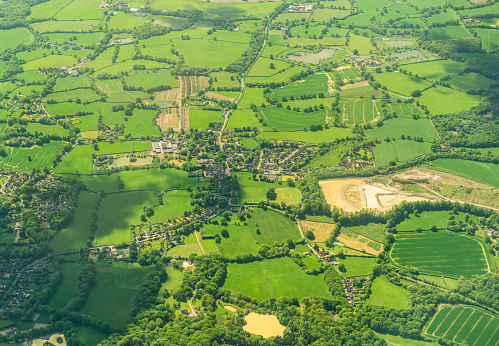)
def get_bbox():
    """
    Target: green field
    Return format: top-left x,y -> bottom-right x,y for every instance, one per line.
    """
259,106 -> 326,131
424,159 -> 499,188
96,189 -> 191,245
270,74 -> 329,99
403,60 -> 464,81
237,172 -> 302,204
448,72 -> 495,92
374,72 -> 432,97
55,145 -> 93,174
257,126 -> 352,143
367,275 -> 410,309
391,231 -> 488,278
81,262 -> 152,329
373,140 -> 432,166
418,86 -> 481,115
377,333 -> 438,346
51,192 -> 98,252
339,256 -> 376,277
396,210 -> 468,231
246,208 -> 301,244
0,28 -> 33,52
124,69 -> 178,89
224,257 -> 331,300
347,34 -> 375,55
48,262 -> 83,309
425,305 -> 499,345
189,109 -> 223,129
0,142 -> 66,172
341,99 -> 379,125
429,26 -> 472,40
366,117 -> 437,141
